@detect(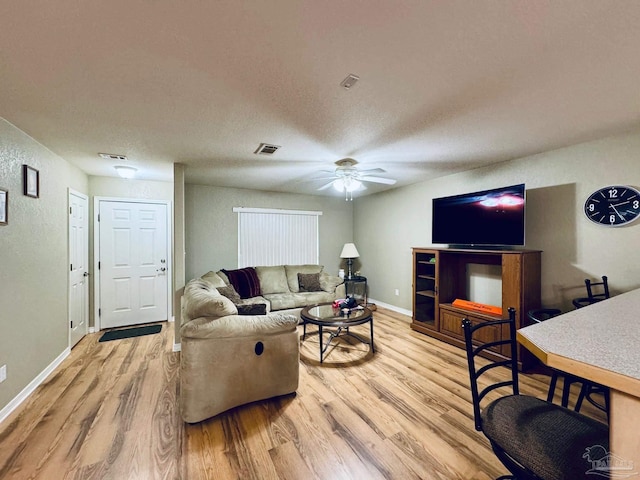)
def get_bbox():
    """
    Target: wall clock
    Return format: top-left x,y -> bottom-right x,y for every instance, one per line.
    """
584,185 -> 640,226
